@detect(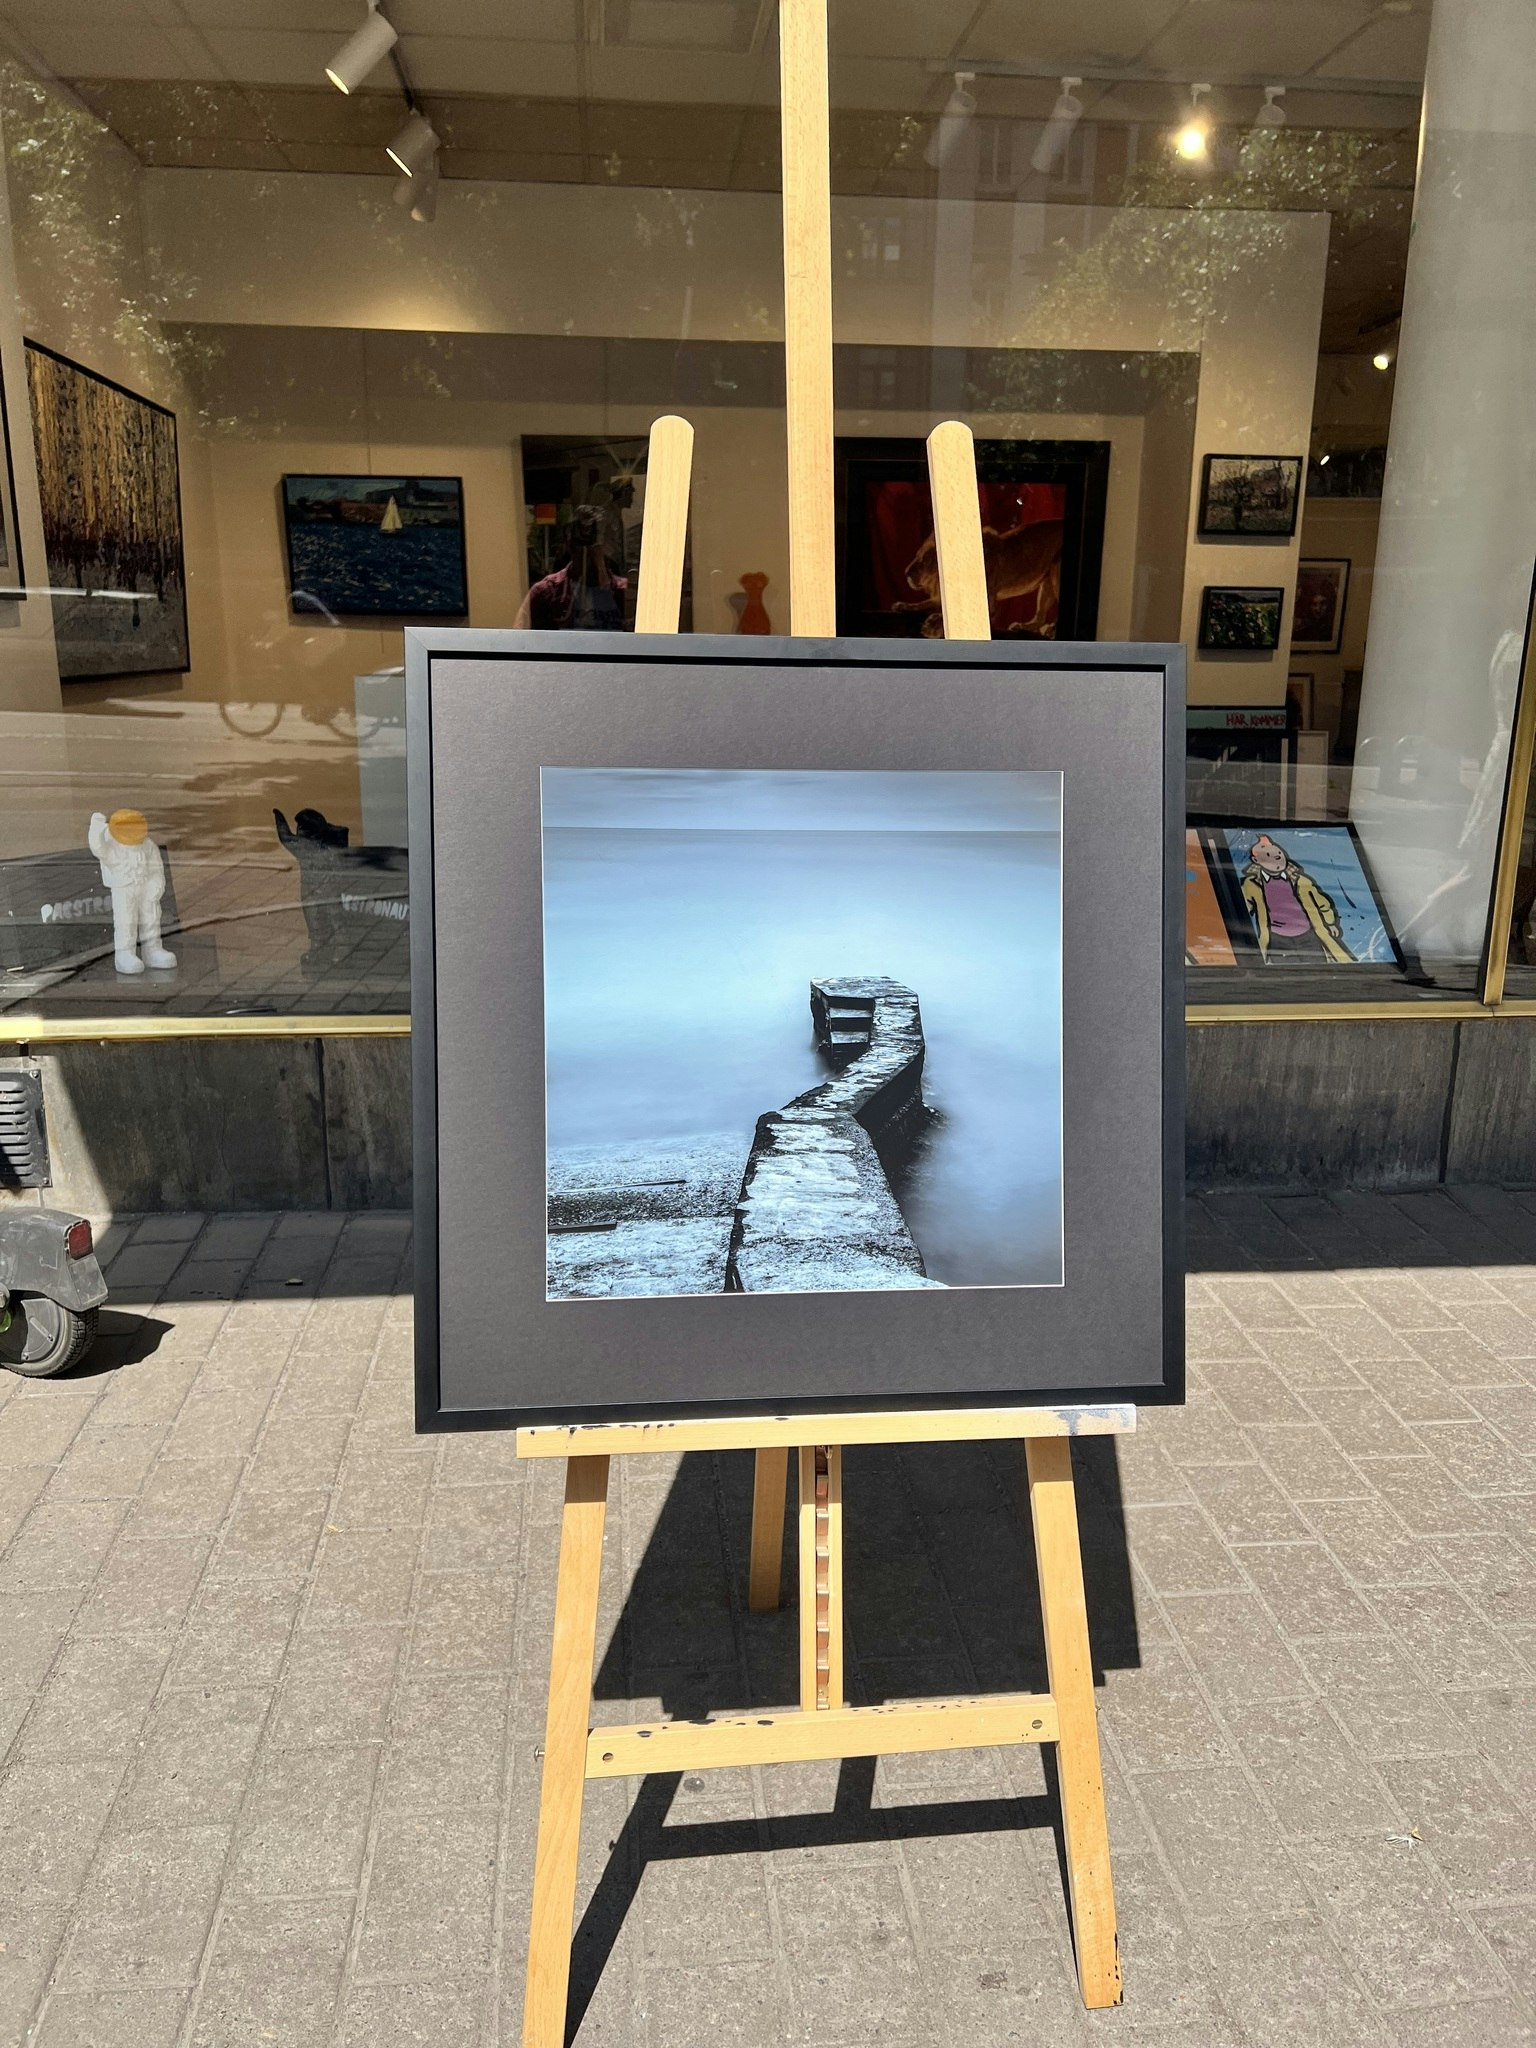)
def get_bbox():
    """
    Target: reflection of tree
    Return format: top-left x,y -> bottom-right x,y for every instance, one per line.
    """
971,124 -> 1408,408
0,63 -> 231,430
